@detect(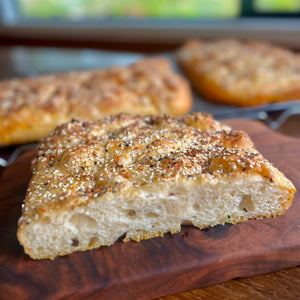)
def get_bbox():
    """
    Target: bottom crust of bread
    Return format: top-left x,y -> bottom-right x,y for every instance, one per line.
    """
179,68 -> 300,107
17,174 -> 293,260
